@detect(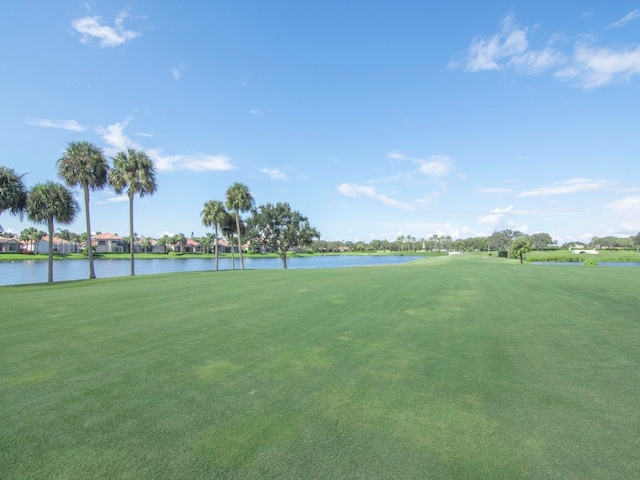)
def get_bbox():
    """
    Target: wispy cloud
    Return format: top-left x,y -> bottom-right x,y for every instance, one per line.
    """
555,44 -> 640,88
99,120 -> 138,153
250,109 -> 264,117
453,12 -> 640,87
171,66 -> 183,80
106,195 -> 128,203
606,194 -> 640,211
606,9 -> 640,29
477,205 -> 513,226
517,178 -> 608,197
337,183 -> 415,211
25,118 -> 86,132
149,151 -> 235,172
72,11 -> 140,47
476,187 -> 514,194
605,195 -> 640,233
260,168 -> 289,181
388,151 -> 454,177
99,120 -> 235,172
